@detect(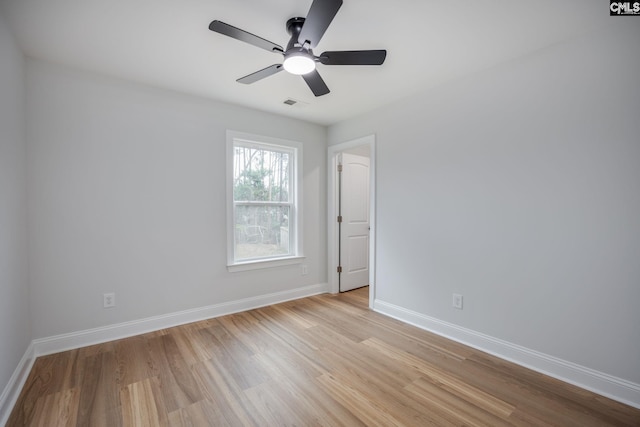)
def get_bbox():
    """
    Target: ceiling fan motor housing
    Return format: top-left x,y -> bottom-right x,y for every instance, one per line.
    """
286,17 -> 308,50
283,17 -> 316,75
